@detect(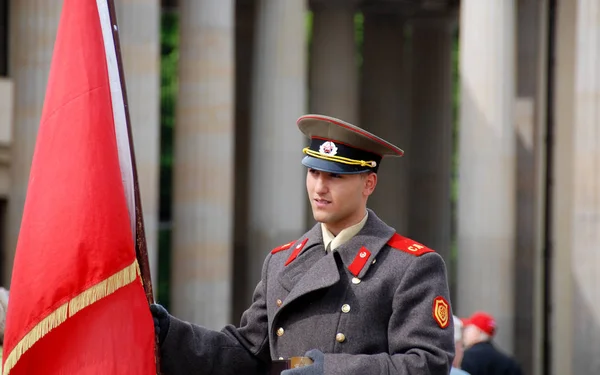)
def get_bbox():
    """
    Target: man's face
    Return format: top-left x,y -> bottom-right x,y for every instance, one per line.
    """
306,168 -> 376,234
462,324 -> 481,348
